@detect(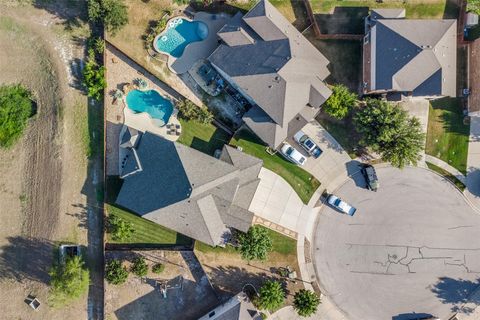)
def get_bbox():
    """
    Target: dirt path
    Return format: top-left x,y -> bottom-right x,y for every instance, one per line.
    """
0,1 -> 102,318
